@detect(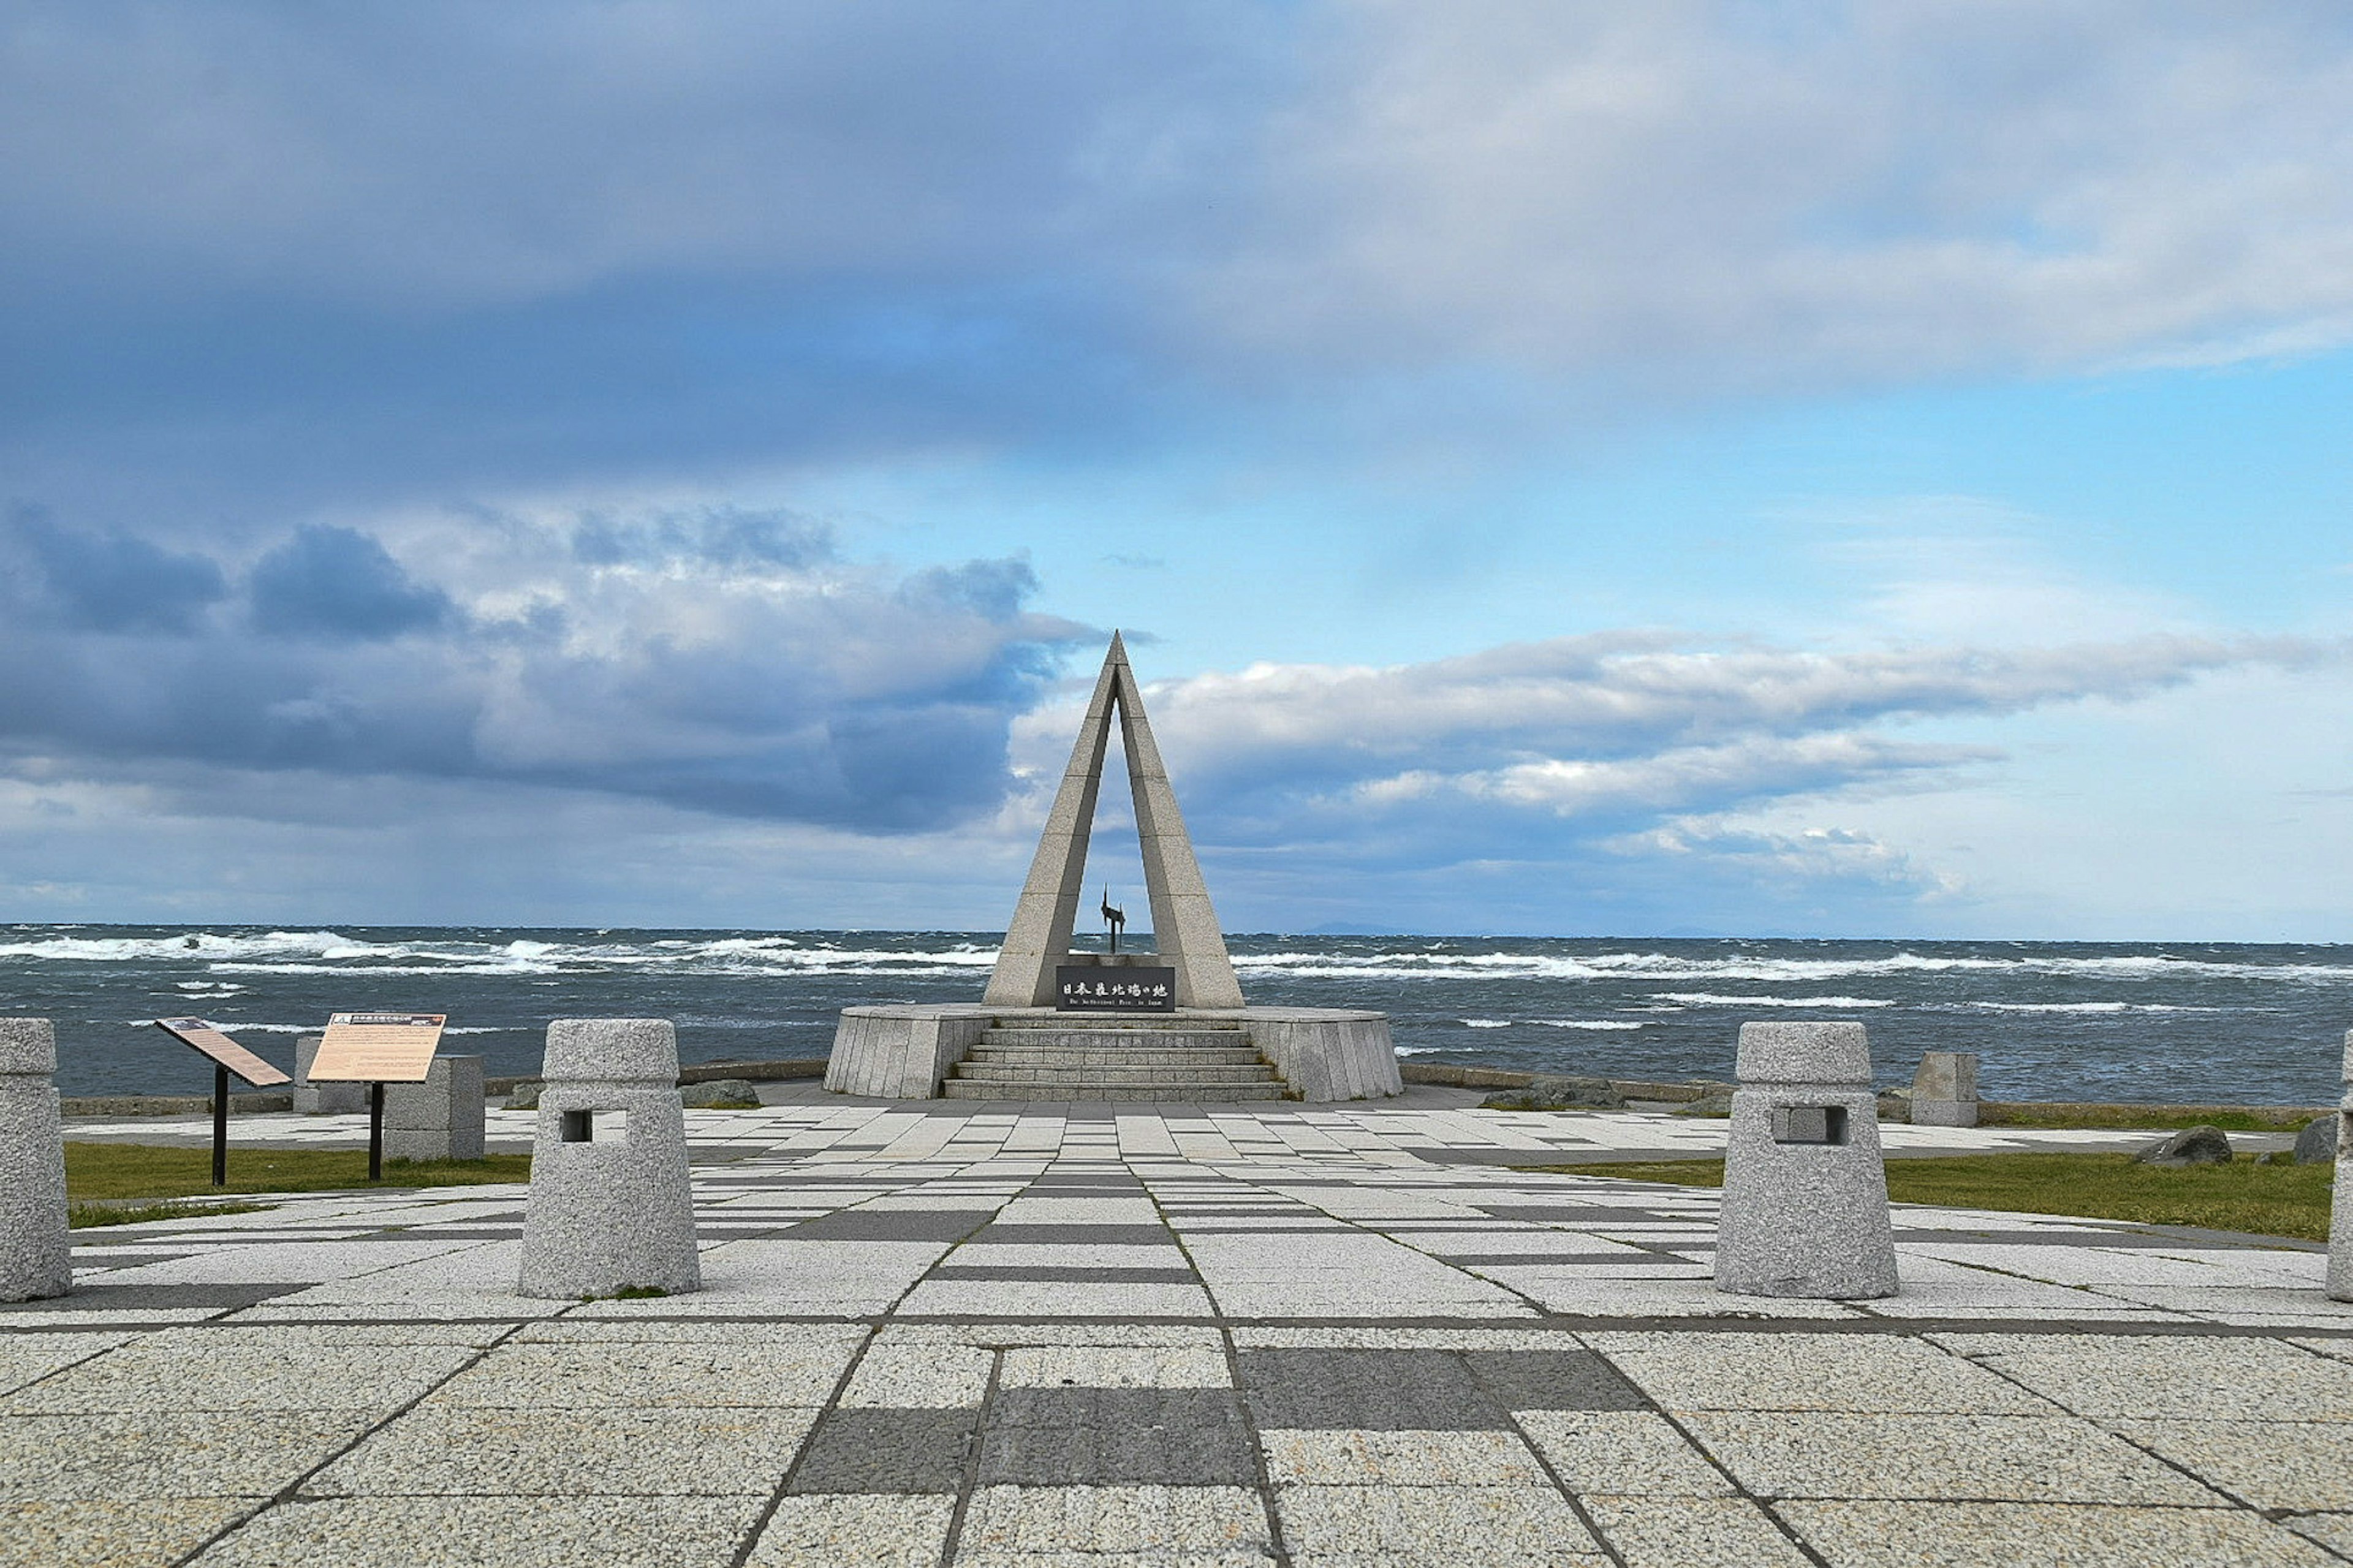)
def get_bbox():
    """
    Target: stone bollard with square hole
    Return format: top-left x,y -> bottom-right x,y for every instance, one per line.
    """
1911,1051 -> 1980,1128
292,1034 -> 368,1115
1716,1021 -> 1899,1300
1,1018 -> 72,1302
518,1020 -> 699,1299
384,1055 -> 485,1162
2330,1029 -> 2352,1303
